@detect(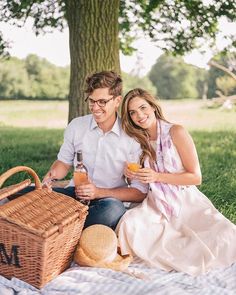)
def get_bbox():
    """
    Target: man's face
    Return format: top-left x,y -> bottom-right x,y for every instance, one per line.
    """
87,88 -> 121,128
